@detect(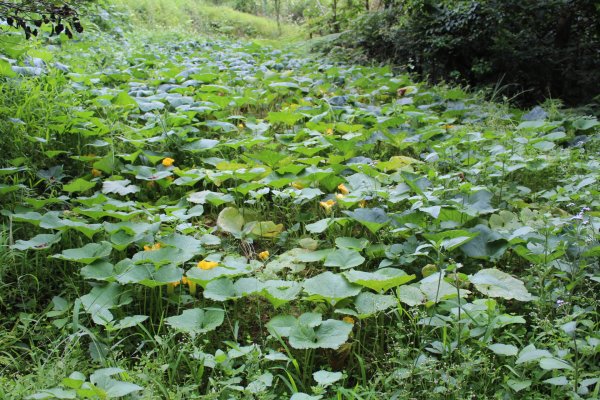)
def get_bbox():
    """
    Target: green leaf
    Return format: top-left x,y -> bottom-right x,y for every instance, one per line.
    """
487,343 -> 518,356
26,388 -> 76,399
81,260 -> 114,281
343,268 -> 415,292
104,380 -> 143,397
246,220 -> 284,238
188,191 -> 234,205
108,315 -> 148,331
267,111 -> 304,125
186,257 -> 252,287
572,117 -> 598,131
0,58 -> 16,77
112,91 -> 138,107
214,207 -> 244,236
335,237 -> 369,250
289,319 -> 353,350
507,379 -> 531,392
539,358 -> 573,371
353,292 -> 396,318
324,248 -> 365,269
303,272 -> 362,305
102,180 -> 140,196
261,280 -> 302,308
543,376 -> 569,386
342,208 -> 390,233
290,393 -> 322,400
63,178 -> 96,193
460,225 -> 507,259
115,263 -> 183,287
470,269 -> 535,301
313,370 -> 343,387
11,233 -> 62,251
424,230 -> 477,250
165,308 -> 225,335
204,277 -> 264,301
53,242 -> 112,264
266,314 -> 297,337
397,285 -> 426,306
516,345 -> 552,364
80,283 -> 122,325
